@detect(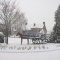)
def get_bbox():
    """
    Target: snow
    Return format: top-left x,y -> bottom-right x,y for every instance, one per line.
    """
0,37 -> 60,60
8,37 -> 31,44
